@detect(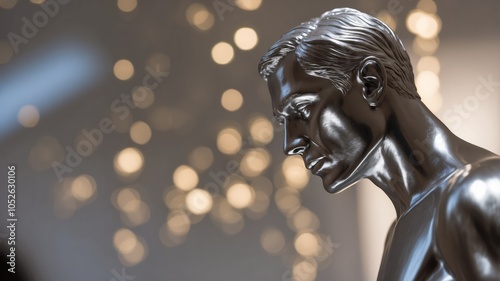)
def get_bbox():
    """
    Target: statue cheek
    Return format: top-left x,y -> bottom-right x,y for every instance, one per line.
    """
318,107 -> 370,153
318,108 -> 346,143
